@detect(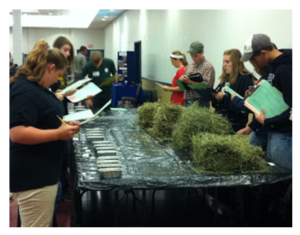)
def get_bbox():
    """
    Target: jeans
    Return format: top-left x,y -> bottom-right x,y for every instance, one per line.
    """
267,132 -> 292,170
249,129 -> 268,152
185,99 -> 210,108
